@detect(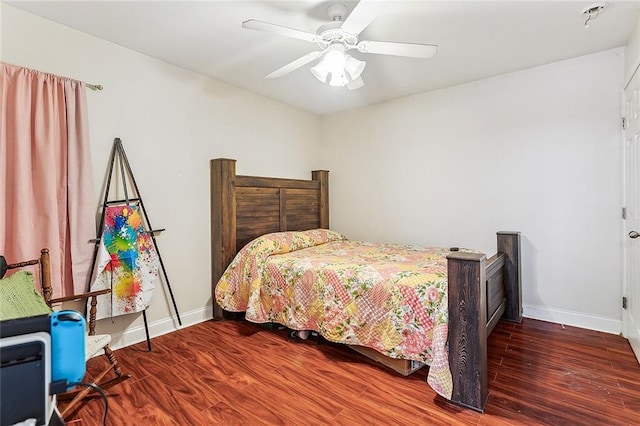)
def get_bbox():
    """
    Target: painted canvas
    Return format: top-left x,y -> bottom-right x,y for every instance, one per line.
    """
90,205 -> 159,320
